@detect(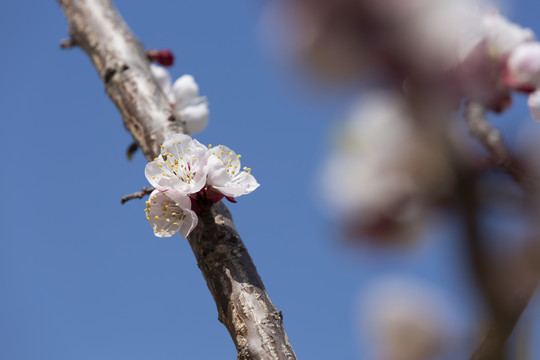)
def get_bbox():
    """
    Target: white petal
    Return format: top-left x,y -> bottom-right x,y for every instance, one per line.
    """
171,74 -> 199,108
507,43 -> 540,87
144,155 -> 179,190
180,103 -> 209,134
145,189 -> 198,238
178,208 -> 198,238
206,145 -> 241,186
213,173 -> 260,198
150,64 -> 172,95
528,91 -> 540,121
161,133 -> 195,155
206,155 -> 231,187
